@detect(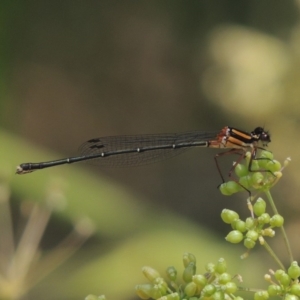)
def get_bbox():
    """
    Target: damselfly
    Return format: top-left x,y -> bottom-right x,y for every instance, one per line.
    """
16,127 -> 271,180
